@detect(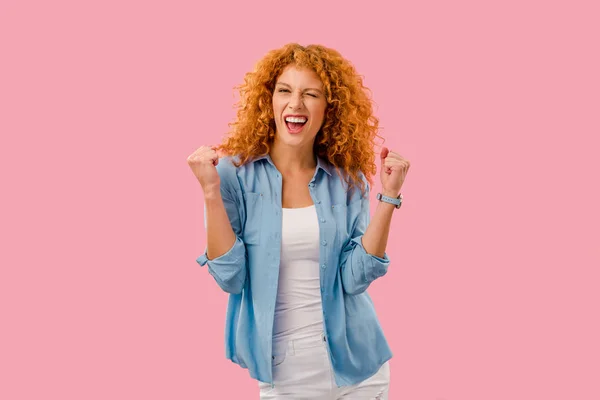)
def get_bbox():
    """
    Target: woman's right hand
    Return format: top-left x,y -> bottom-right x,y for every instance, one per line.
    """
187,145 -> 221,195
